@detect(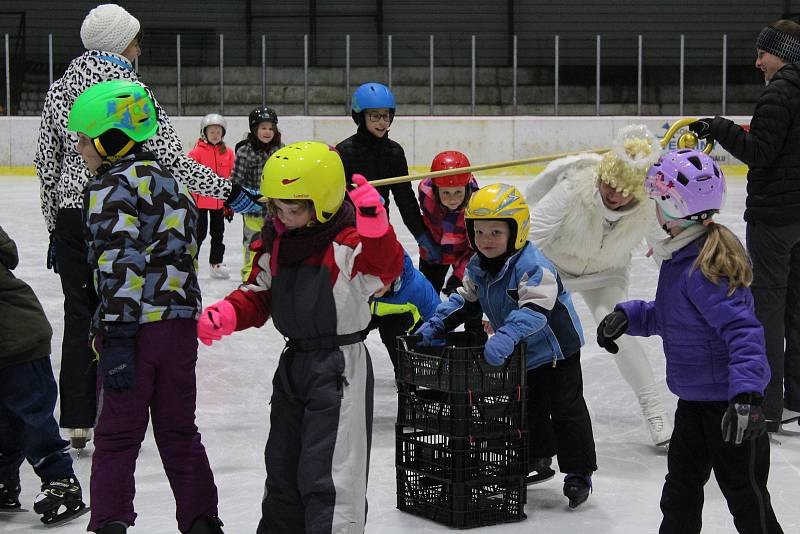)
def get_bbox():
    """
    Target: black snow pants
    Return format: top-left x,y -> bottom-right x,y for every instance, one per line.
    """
258,335 -> 373,534
746,220 -> 800,422
53,208 -> 97,429
659,399 -> 782,534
